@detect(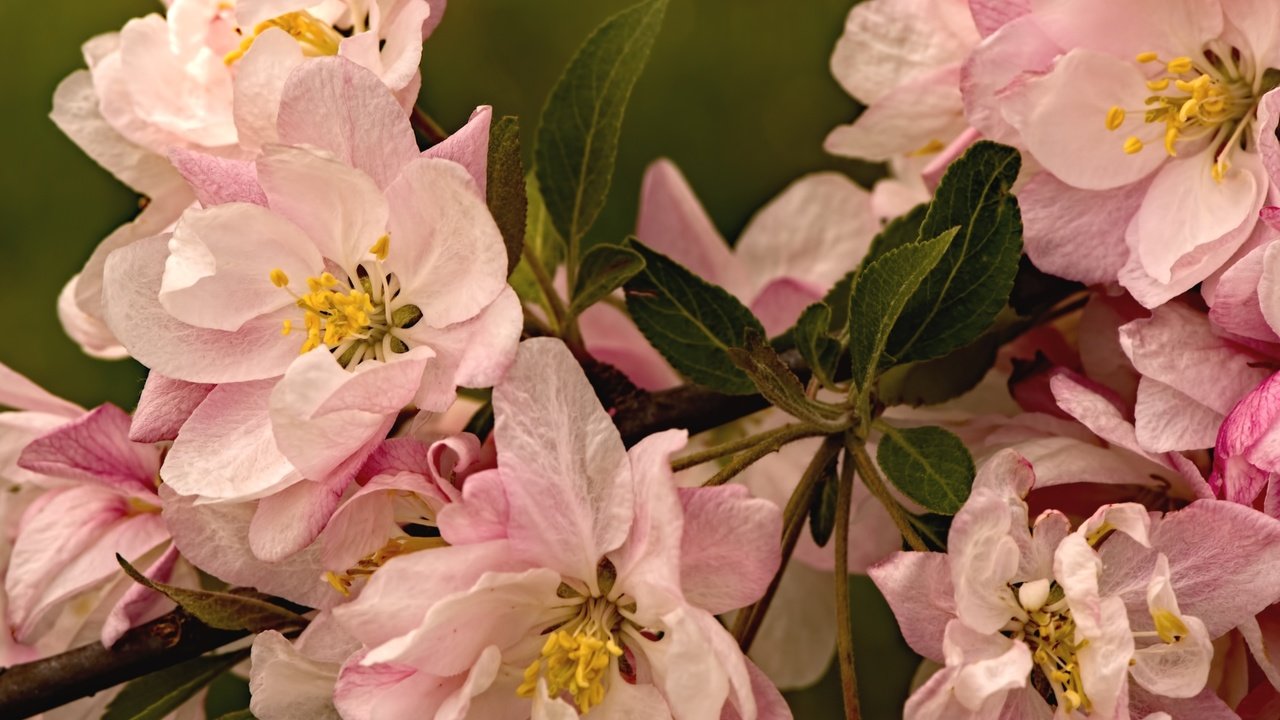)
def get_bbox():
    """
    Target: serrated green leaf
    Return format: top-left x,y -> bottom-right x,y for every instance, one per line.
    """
849,229 -> 958,407
883,142 -> 1023,365
728,332 -> 844,427
486,116 -> 526,276
793,302 -> 841,389
117,555 -> 307,633
510,173 -> 566,307
808,451 -> 841,548
569,242 -> 646,318
875,425 -> 975,515
625,241 -> 765,394
877,330 -> 1001,408
104,650 -> 247,720
863,203 -> 928,267
535,0 -> 668,247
